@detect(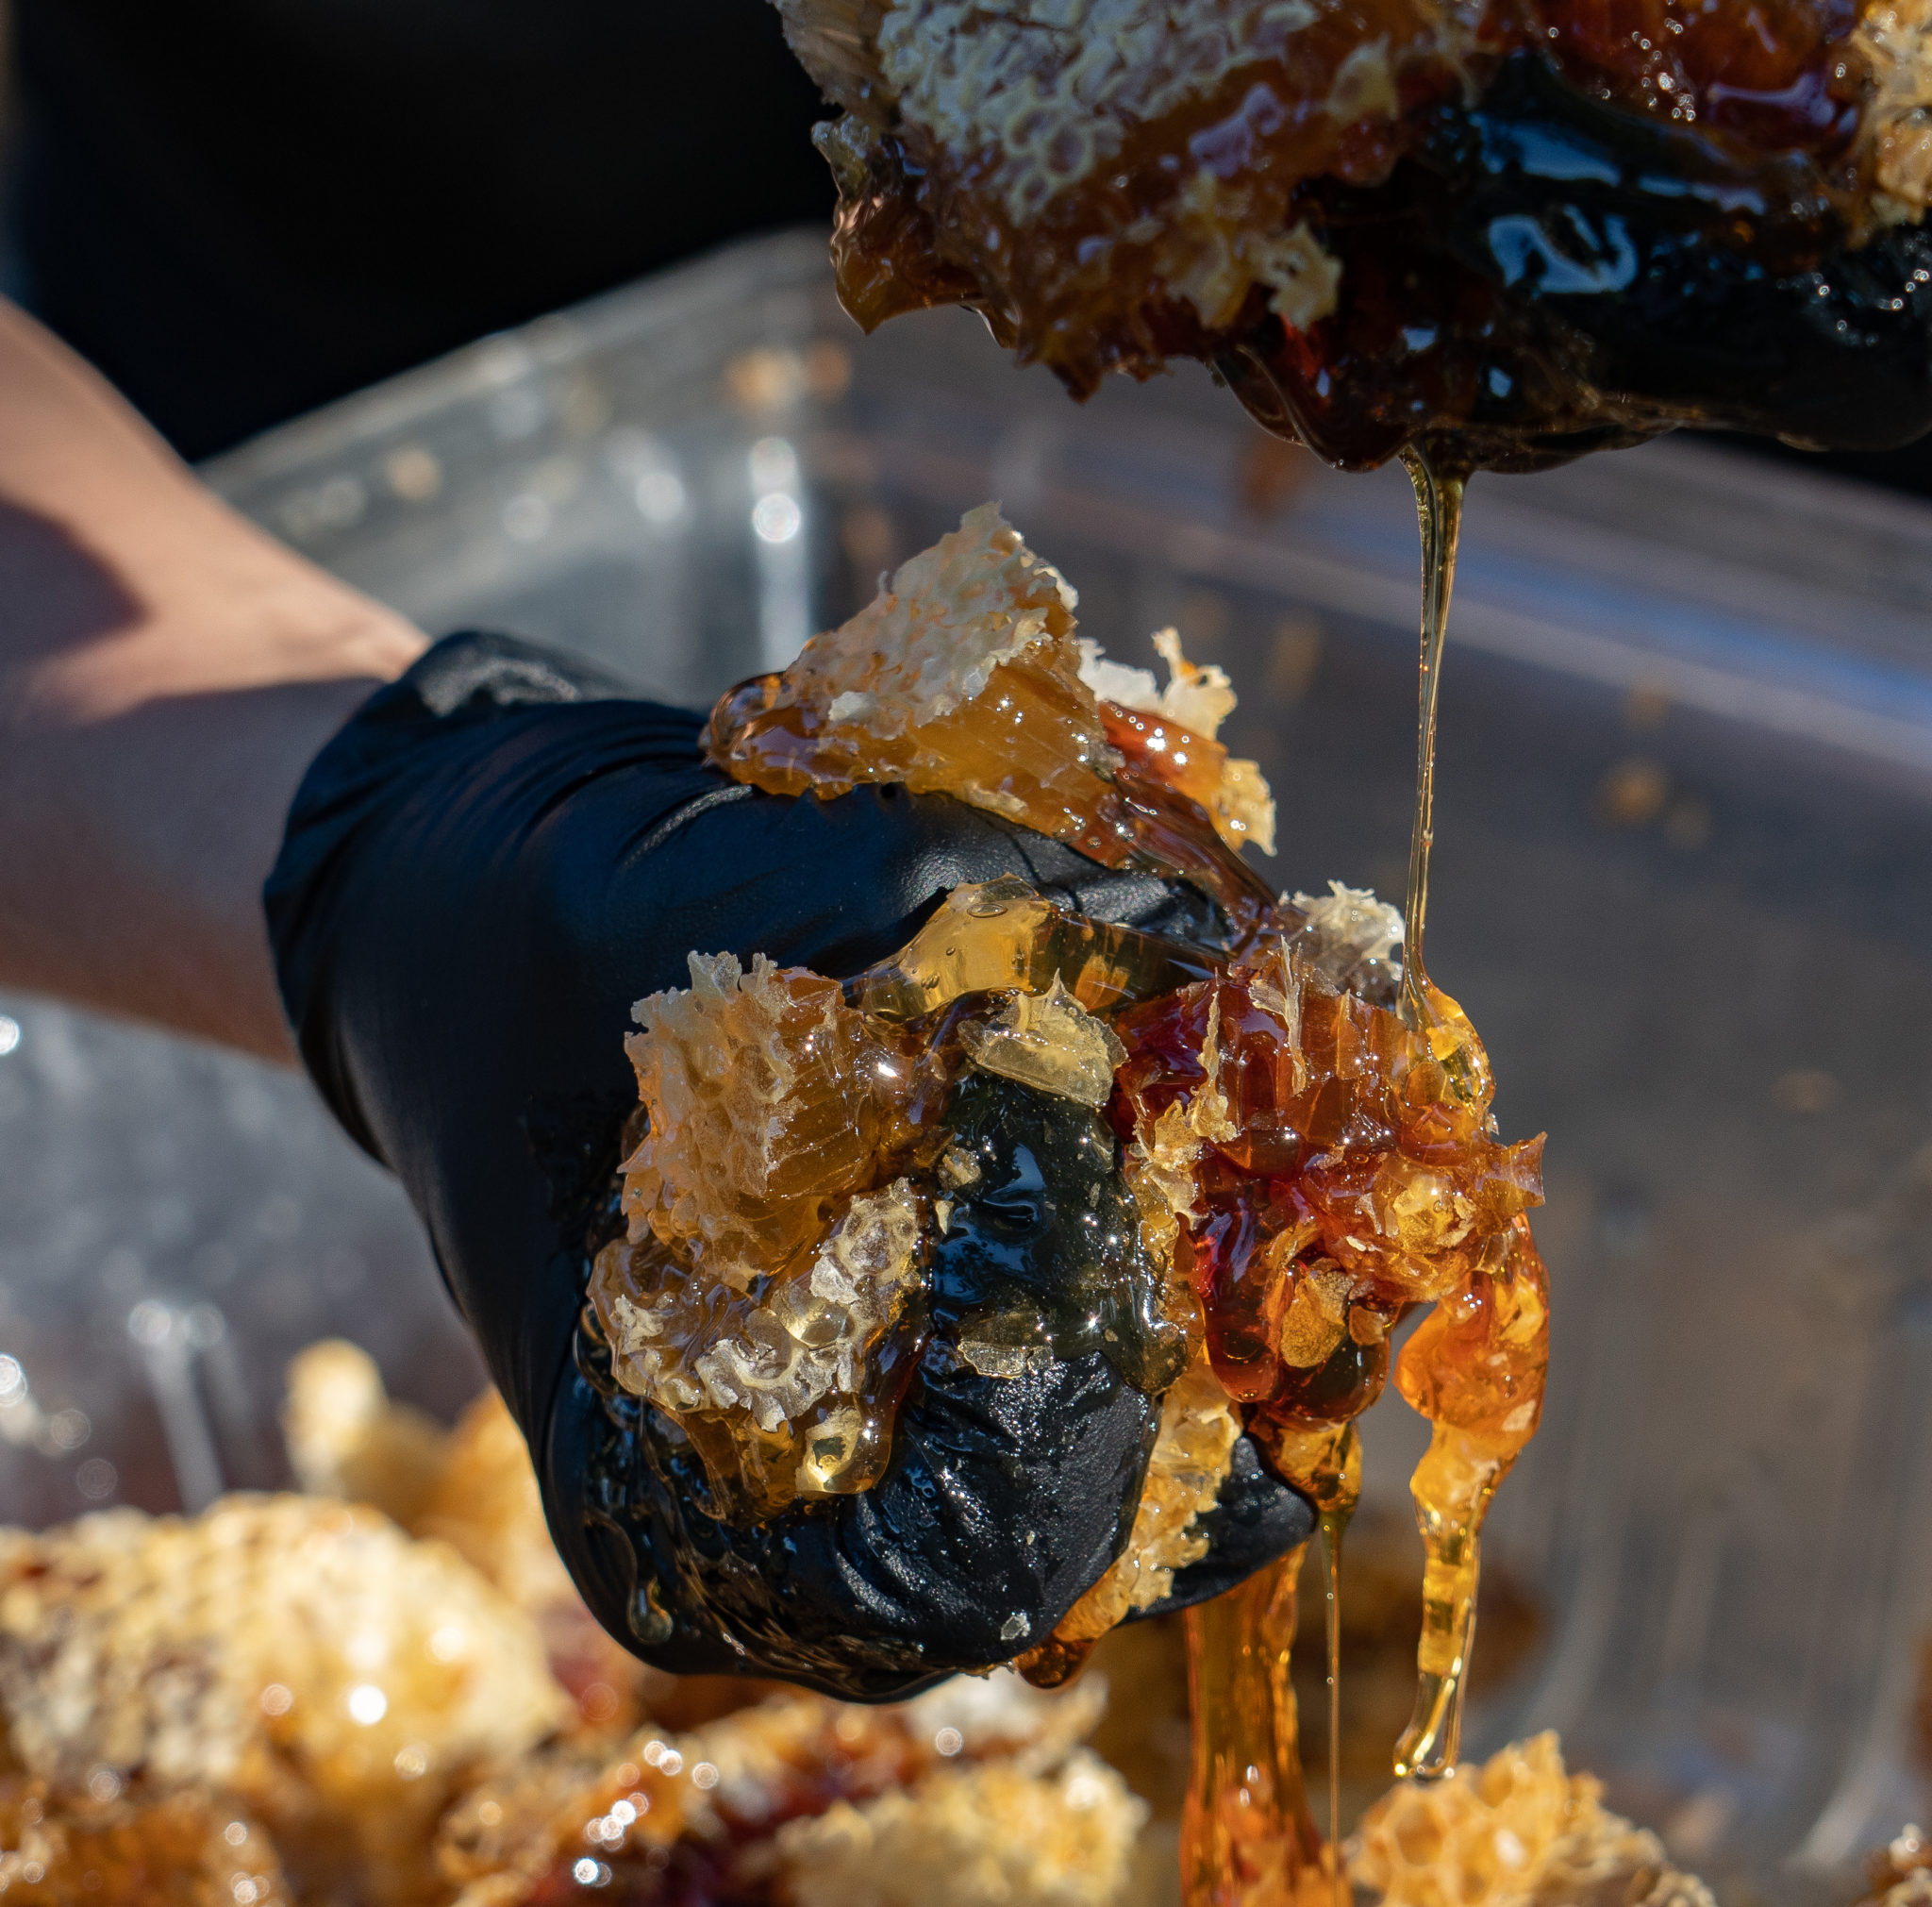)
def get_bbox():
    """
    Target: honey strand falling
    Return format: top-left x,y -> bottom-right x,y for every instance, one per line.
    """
1396,446 -> 1466,1040
1181,1547 -> 1324,1907
1391,1436 -> 1495,1781
1320,1512 -> 1345,1907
